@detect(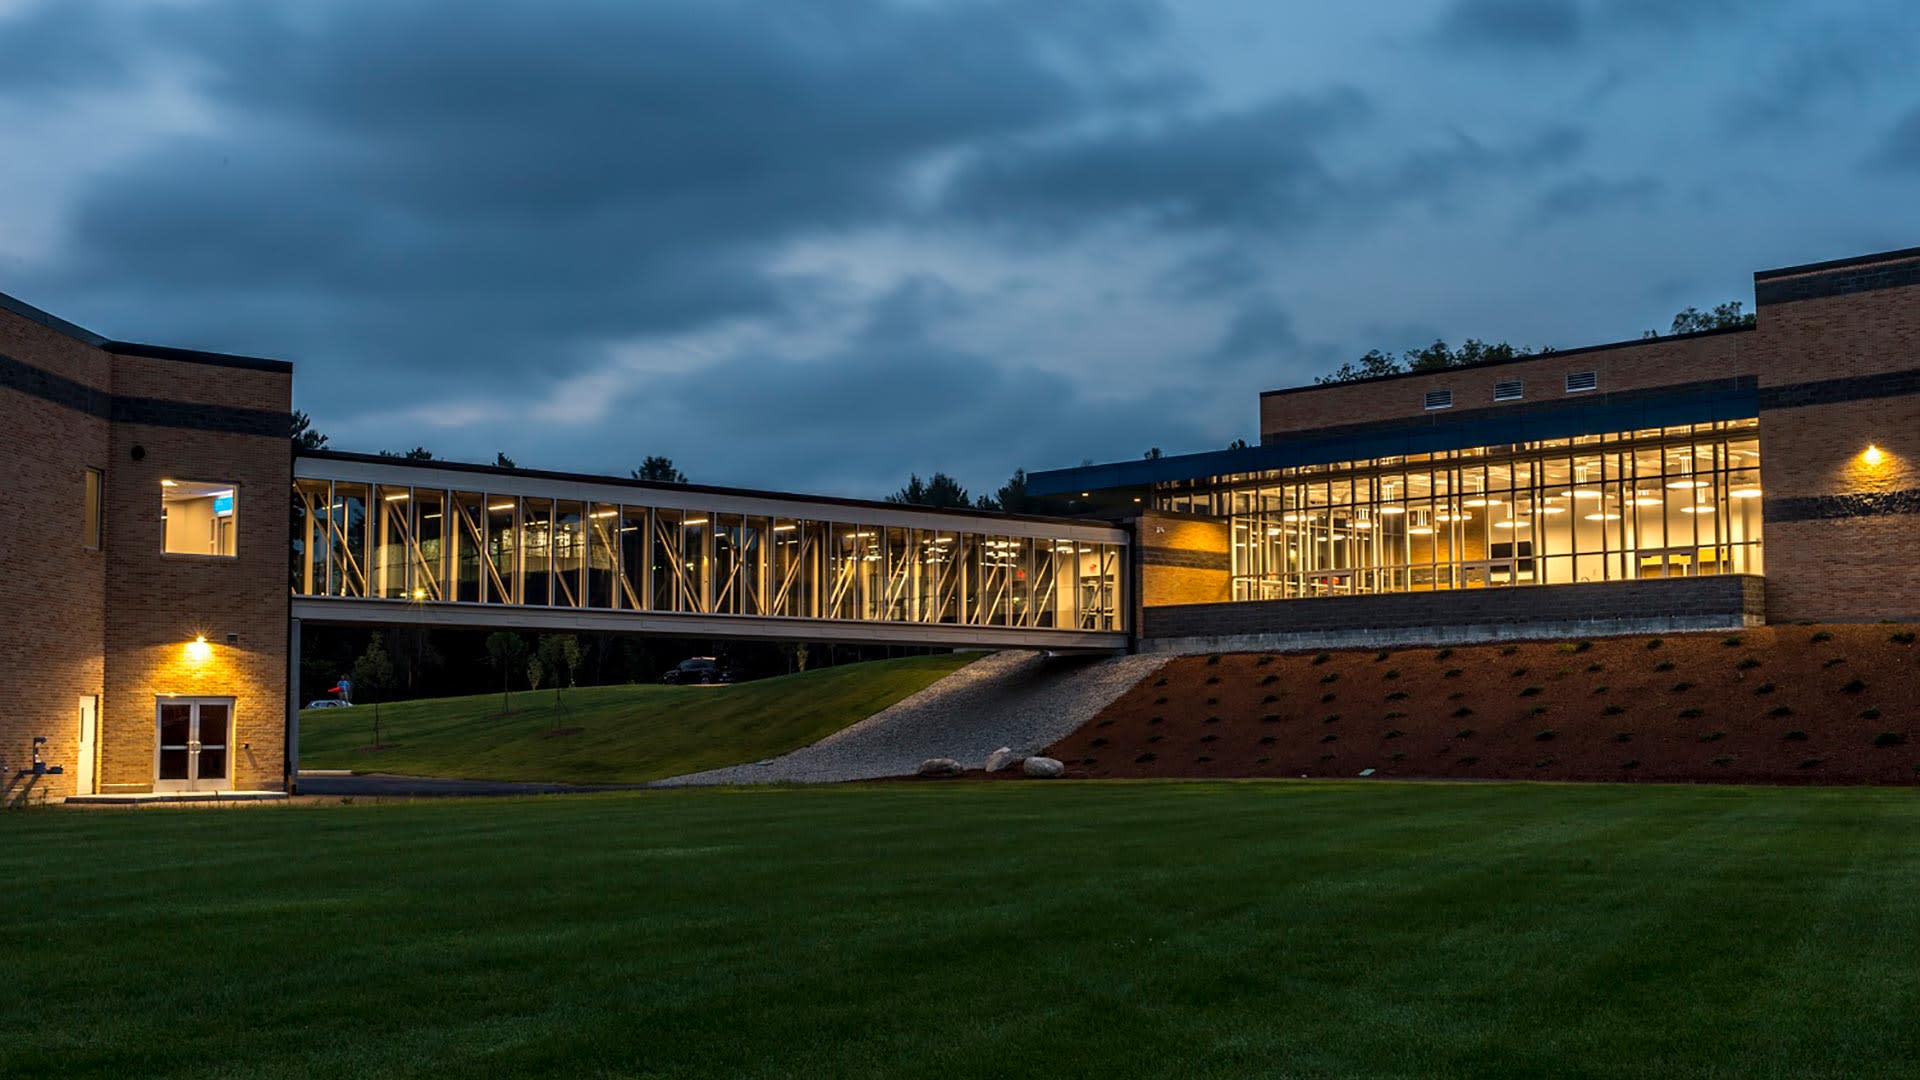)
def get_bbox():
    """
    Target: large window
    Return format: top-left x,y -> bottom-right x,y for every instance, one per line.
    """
291,478 -> 1127,632
161,480 -> 238,557
1162,420 -> 1762,599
